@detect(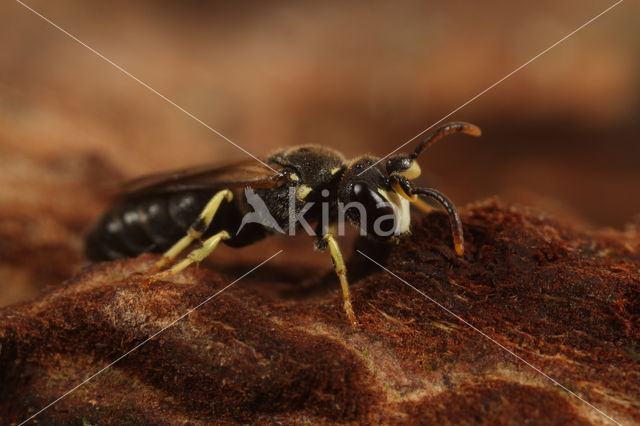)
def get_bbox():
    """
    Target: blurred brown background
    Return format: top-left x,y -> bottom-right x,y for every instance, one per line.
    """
1,0 -> 639,306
